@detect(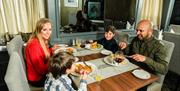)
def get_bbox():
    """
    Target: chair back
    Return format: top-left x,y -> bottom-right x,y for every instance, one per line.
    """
114,30 -> 129,44
163,32 -> 180,75
6,35 -> 26,69
147,40 -> 175,91
159,40 -> 175,82
5,35 -> 43,91
153,29 -> 159,38
6,35 -> 24,55
5,52 -> 30,91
